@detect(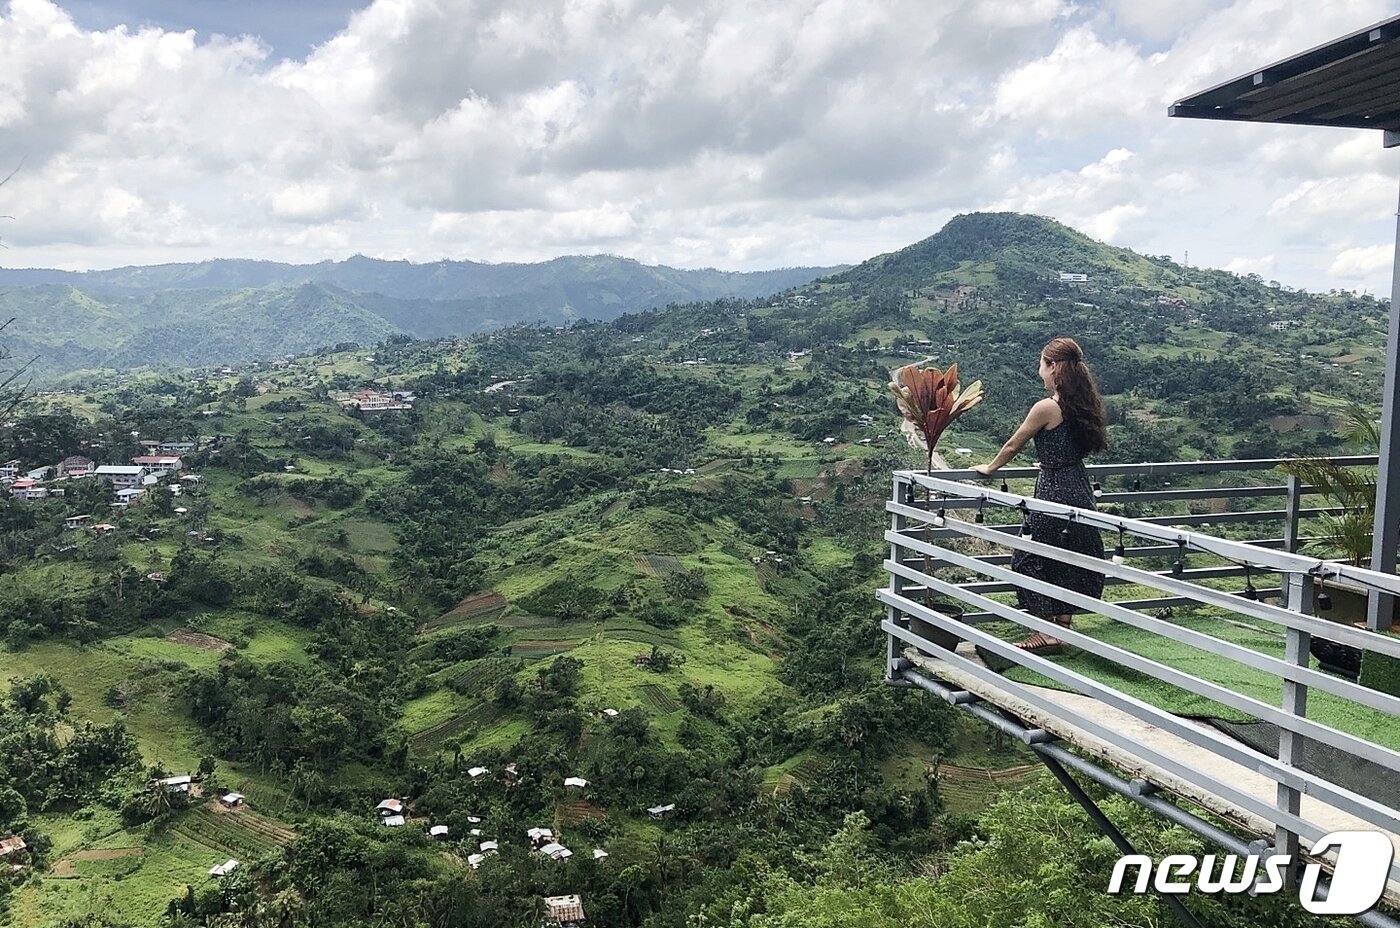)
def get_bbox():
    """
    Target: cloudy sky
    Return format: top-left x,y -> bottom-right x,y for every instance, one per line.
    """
2,0 -> 1399,293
